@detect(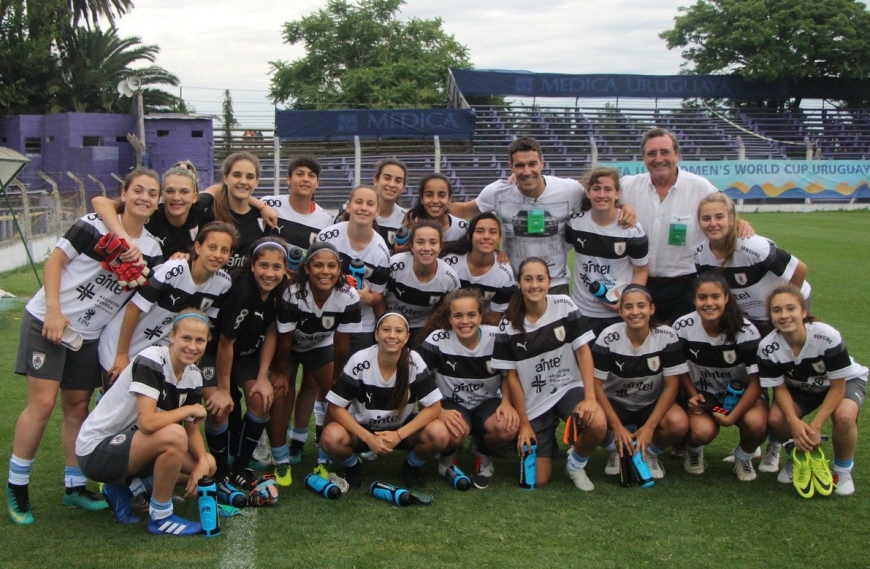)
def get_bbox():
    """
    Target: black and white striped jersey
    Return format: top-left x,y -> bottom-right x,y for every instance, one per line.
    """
417,325 -> 502,410
442,214 -> 469,242
758,322 -> 868,393
145,193 -> 214,258
26,213 -> 163,340
673,311 -> 760,400
565,211 -> 649,318
385,252 -> 460,329
261,196 -> 334,251
98,259 -> 232,370
377,205 -> 408,253
592,322 -> 689,411
326,346 -> 441,430
209,272 -> 281,358
441,253 -> 515,313
224,208 -> 269,272
277,281 -> 363,351
76,345 -> 202,456
491,295 -> 595,420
